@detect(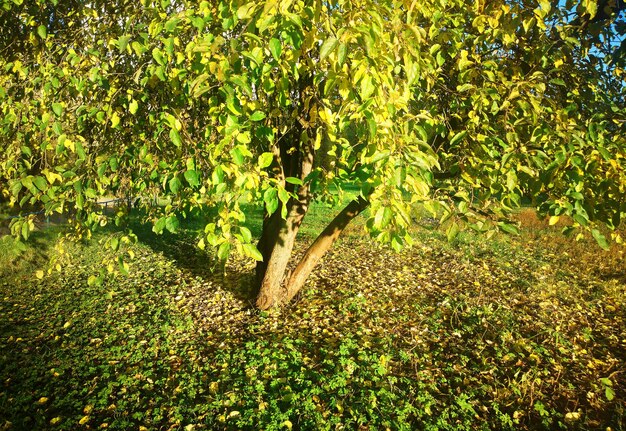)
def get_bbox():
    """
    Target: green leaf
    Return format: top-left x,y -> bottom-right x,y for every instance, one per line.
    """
450,131 -> 467,147
75,141 -> 86,161
226,97 -> 242,115
285,177 -> 302,185
319,37 -> 338,60
169,176 -> 182,194
236,131 -> 251,144
37,25 -> 47,39
591,229 -> 609,250
33,176 -> 47,192
110,237 -> 119,251
237,3 -> 255,20
165,215 -> 179,233
239,226 -> 252,243
243,243 -> 263,261
153,217 -> 166,234
374,206 -> 393,229
498,222 -> 520,235
278,188 -> 290,205
258,152 -> 273,168
170,129 -> 182,147
250,111 -> 266,122
117,35 -> 131,52
264,187 -> 278,215
231,147 -> 244,166
10,180 -> 22,197
360,75 -> 375,99
184,170 -> 200,187
217,242 -> 231,260
456,83 -> 475,92
605,386 -> 615,401
337,43 -> 347,66
446,221 -> 460,242
573,213 -> 588,226
152,47 -> 165,65
21,220 -> 30,240
52,103 -> 63,117
269,38 -> 281,61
